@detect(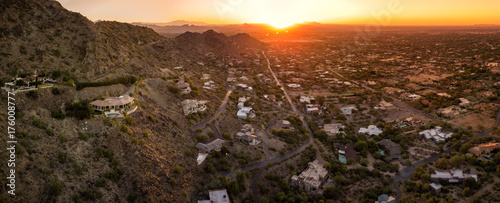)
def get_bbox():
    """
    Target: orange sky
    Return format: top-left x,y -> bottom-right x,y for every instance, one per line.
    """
57,0 -> 500,28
